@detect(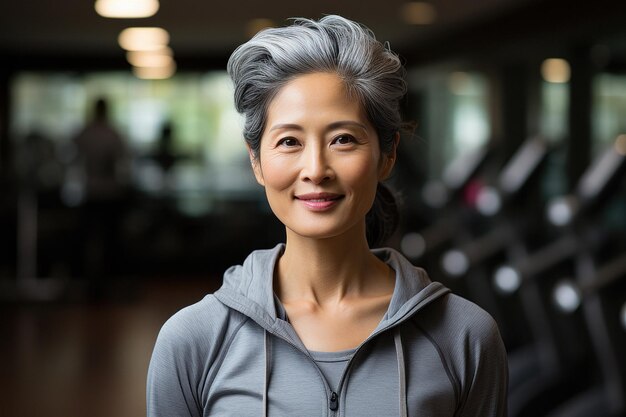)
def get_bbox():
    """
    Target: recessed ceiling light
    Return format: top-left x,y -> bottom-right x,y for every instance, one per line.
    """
133,62 -> 177,80
95,0 -> 159,18
126,47 -> 173,67
118,27 -> 169,51
541,58 -> 571,83
401,2 -> 437,25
